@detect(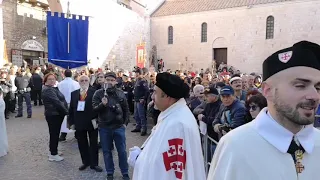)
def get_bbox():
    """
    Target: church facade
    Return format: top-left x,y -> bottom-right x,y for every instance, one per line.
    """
150,0 -> 320,73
